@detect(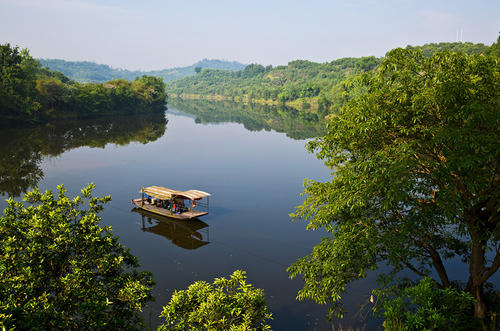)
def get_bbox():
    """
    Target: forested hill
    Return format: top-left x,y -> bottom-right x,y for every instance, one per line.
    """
166,41 -> 496,114
38,58 -> 246,83
1,43 -> 167,124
